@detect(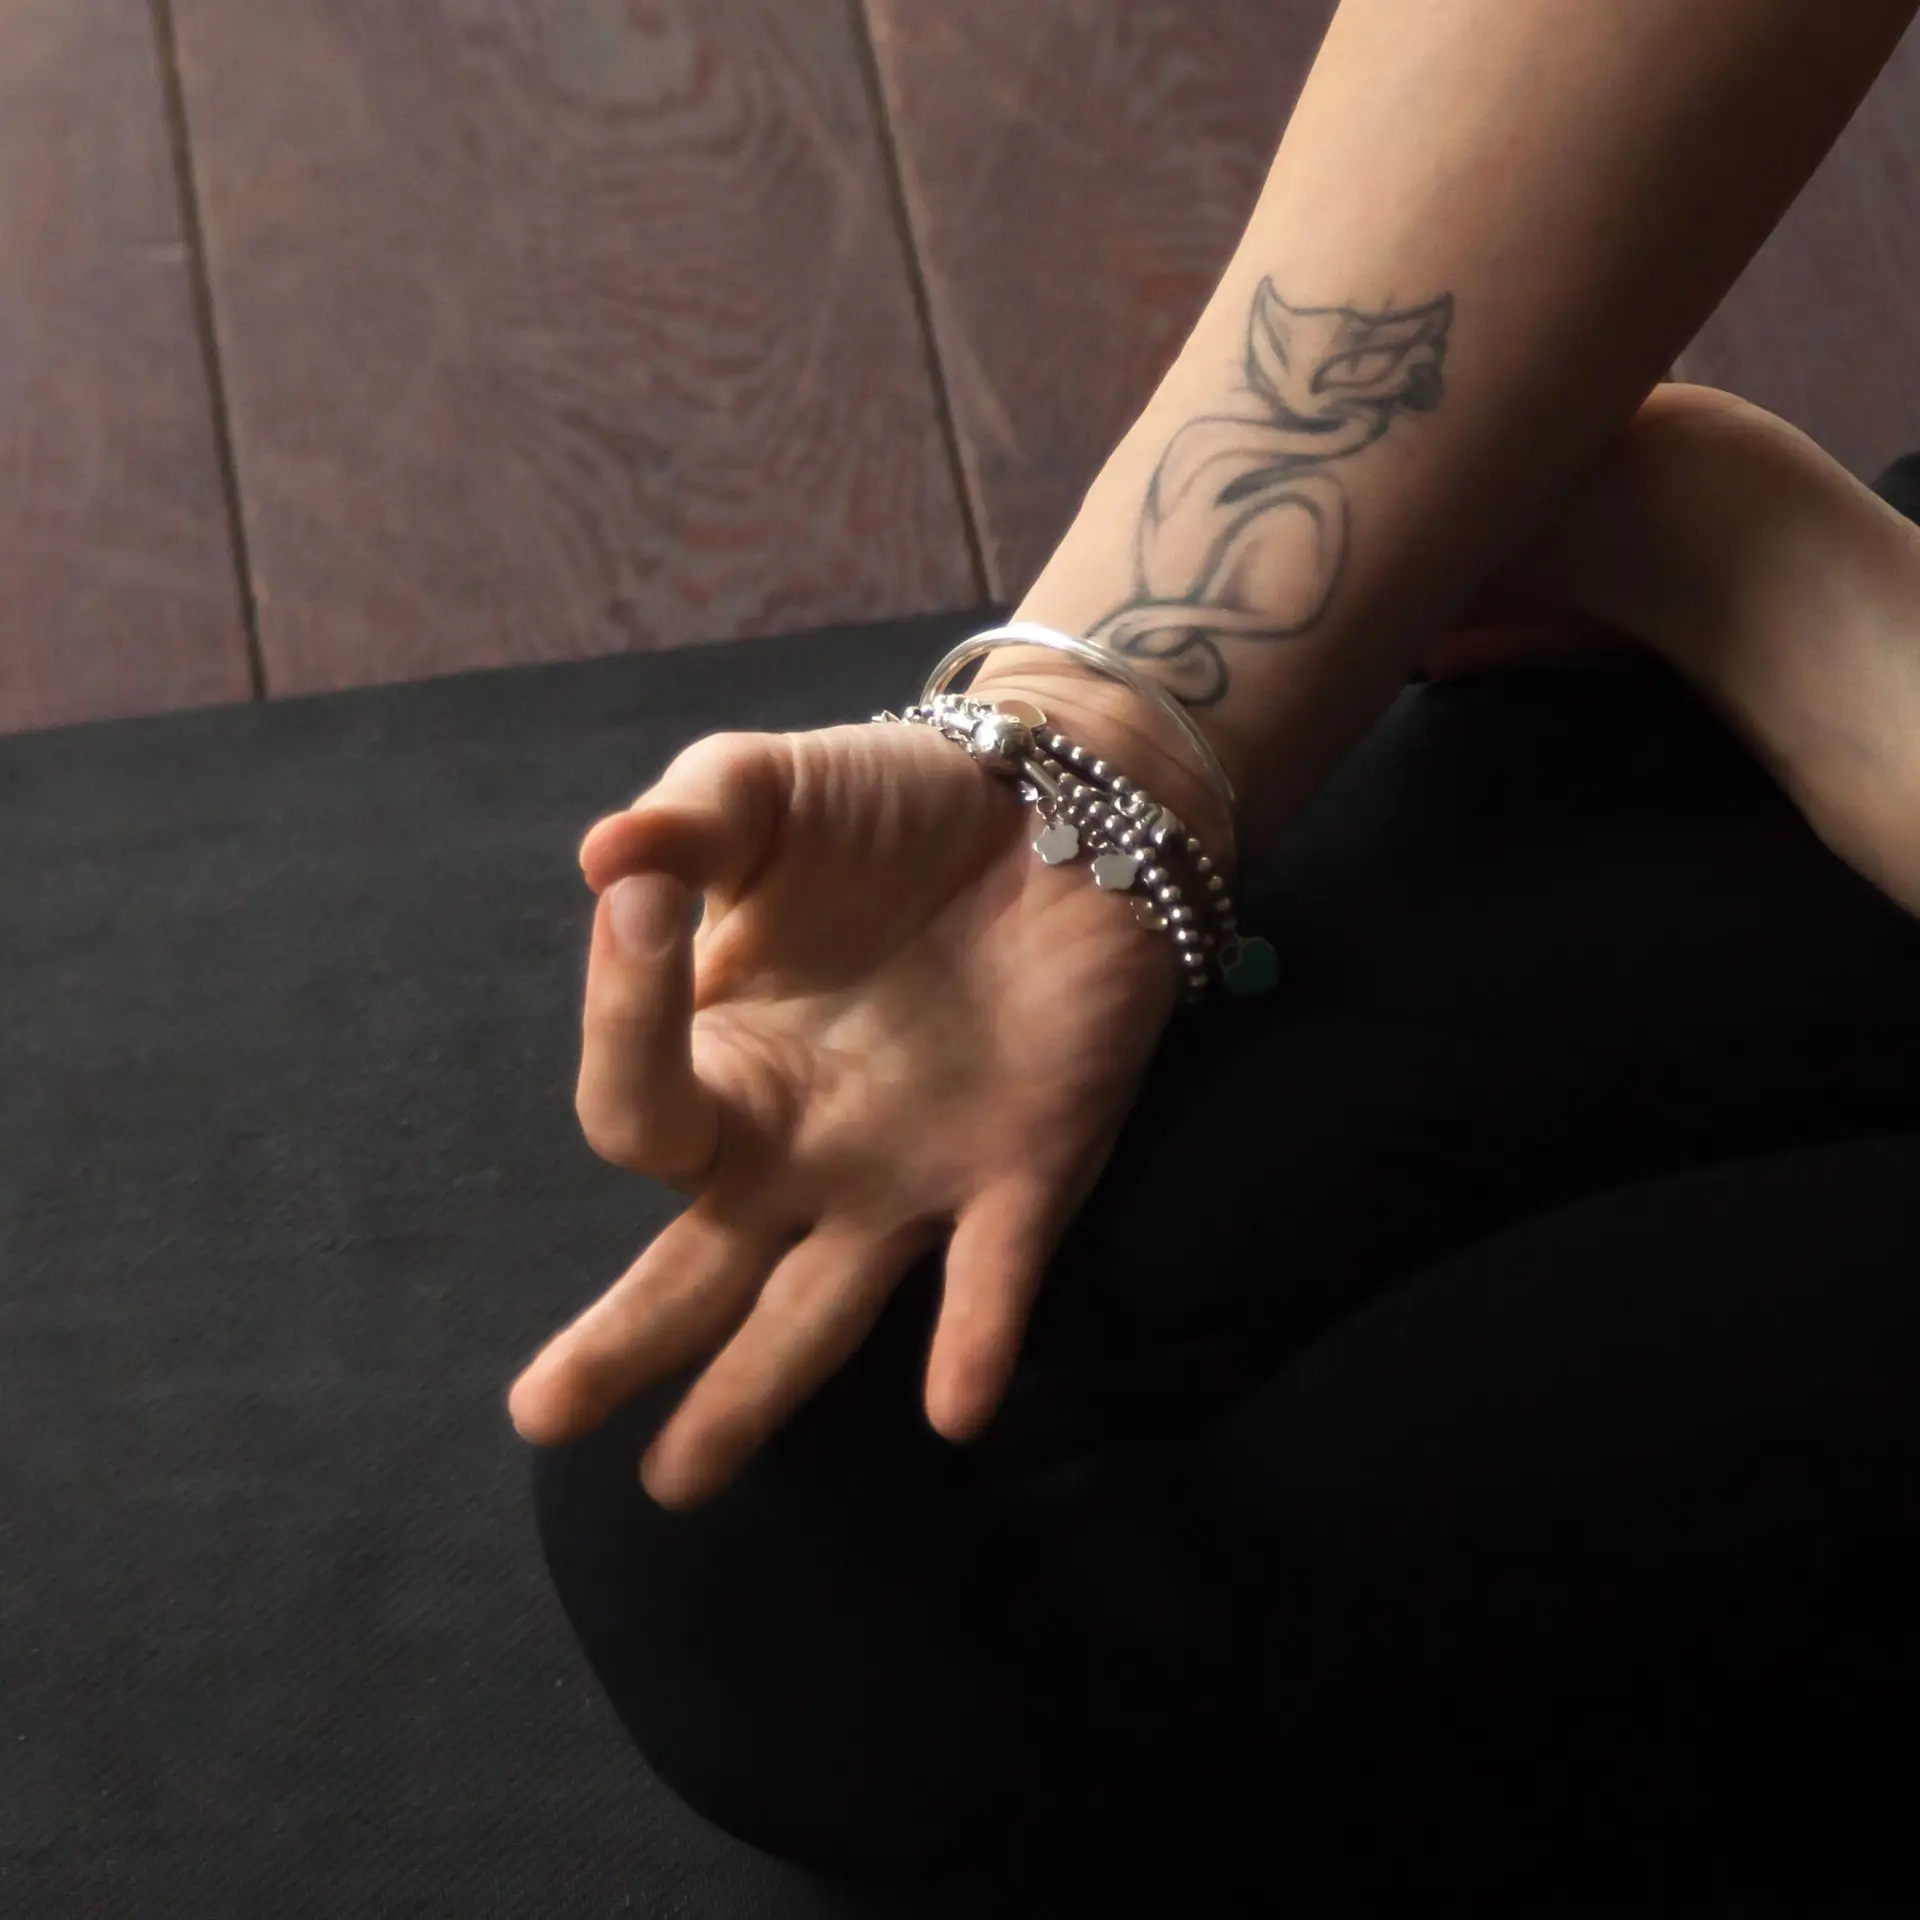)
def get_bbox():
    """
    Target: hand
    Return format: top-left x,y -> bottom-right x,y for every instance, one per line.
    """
1419,385 -> 1762,682
507,674 -> 1224,1510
